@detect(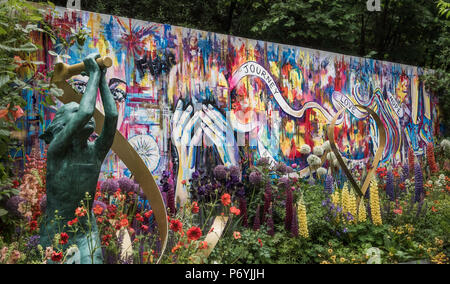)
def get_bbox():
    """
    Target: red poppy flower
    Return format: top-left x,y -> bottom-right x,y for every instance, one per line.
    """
51,251 -> 63,262
141,225 -> 149,231
187,226 -> 202,241
221,193 -> 231,207
169,219 -> 183,232
233,231 -> 241,239
59,233 -> 69,245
